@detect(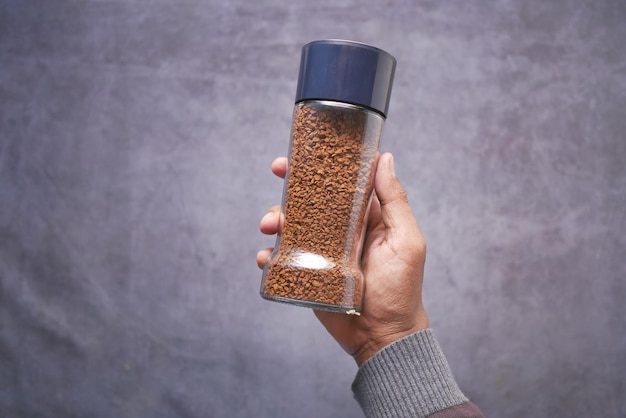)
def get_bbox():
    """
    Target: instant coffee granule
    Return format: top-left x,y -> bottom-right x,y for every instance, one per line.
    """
261,101 -> 382,312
